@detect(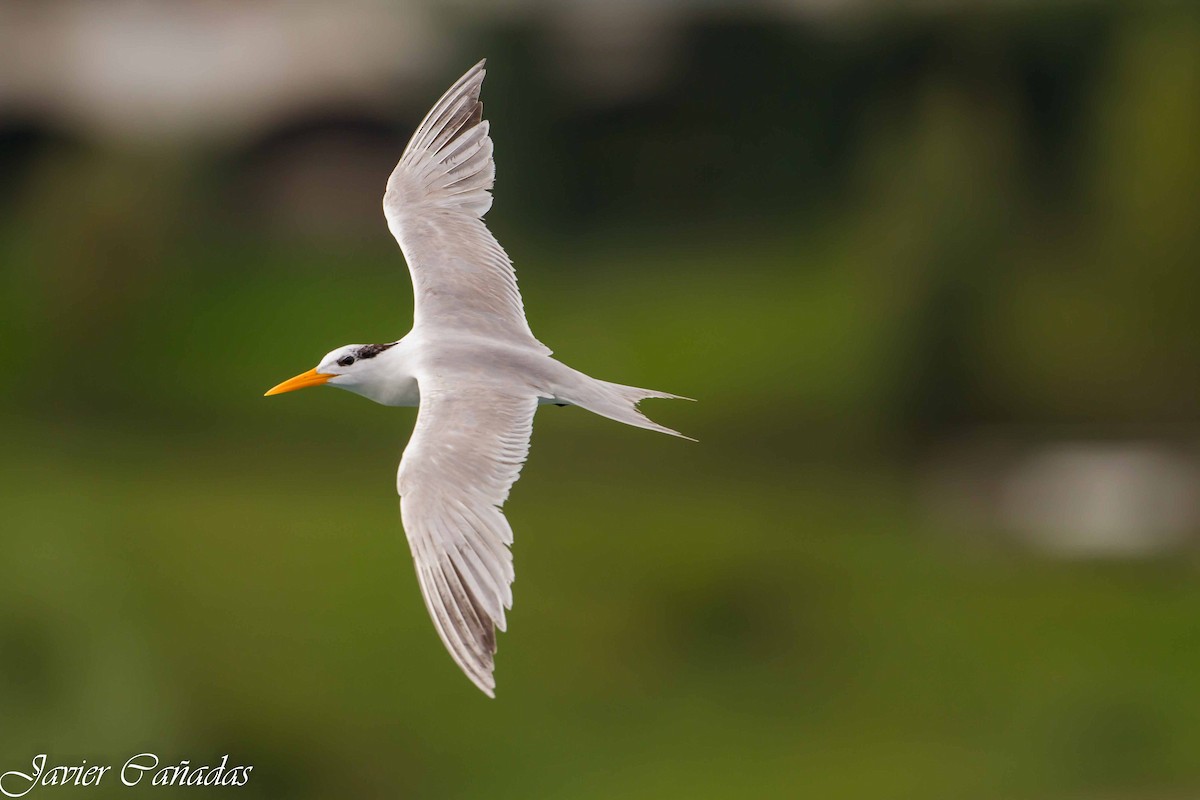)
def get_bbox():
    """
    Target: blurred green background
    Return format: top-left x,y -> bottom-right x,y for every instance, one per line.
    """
2,2 -> 1200,798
